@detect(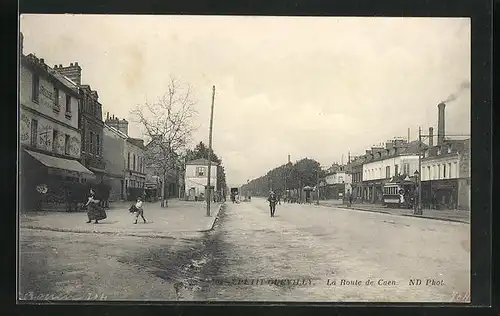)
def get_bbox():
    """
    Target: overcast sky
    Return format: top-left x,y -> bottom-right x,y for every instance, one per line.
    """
20,15 -> 470,187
